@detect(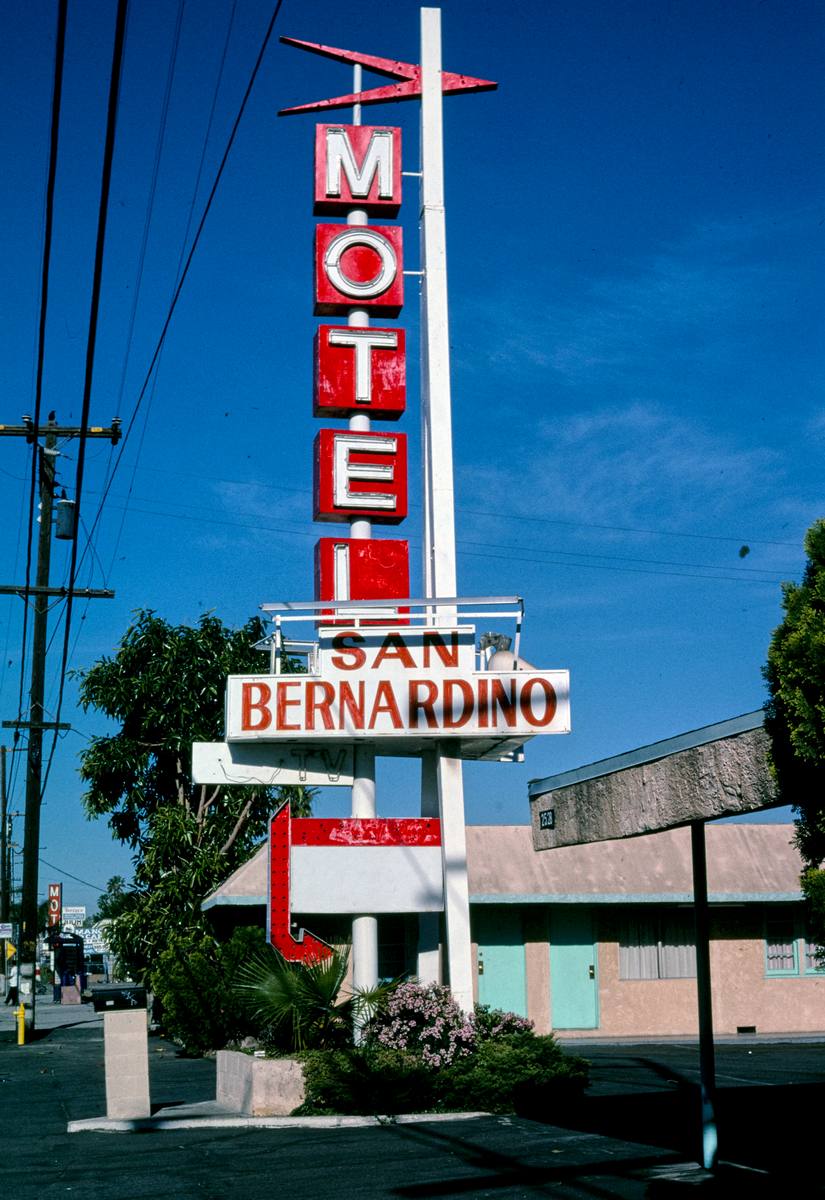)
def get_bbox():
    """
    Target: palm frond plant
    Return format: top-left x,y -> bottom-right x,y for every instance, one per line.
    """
235,944 -> 397,1052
